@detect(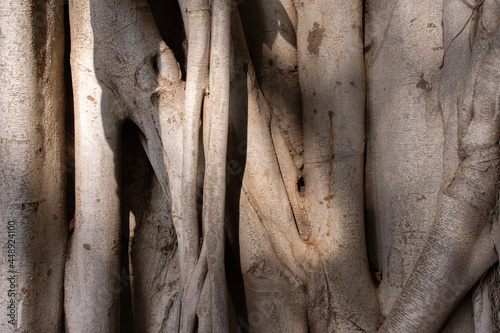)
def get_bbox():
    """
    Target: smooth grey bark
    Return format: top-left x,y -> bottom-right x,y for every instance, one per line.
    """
0,0 -> 67,331
378,0 -> 500,331
365,0 -> 445,316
